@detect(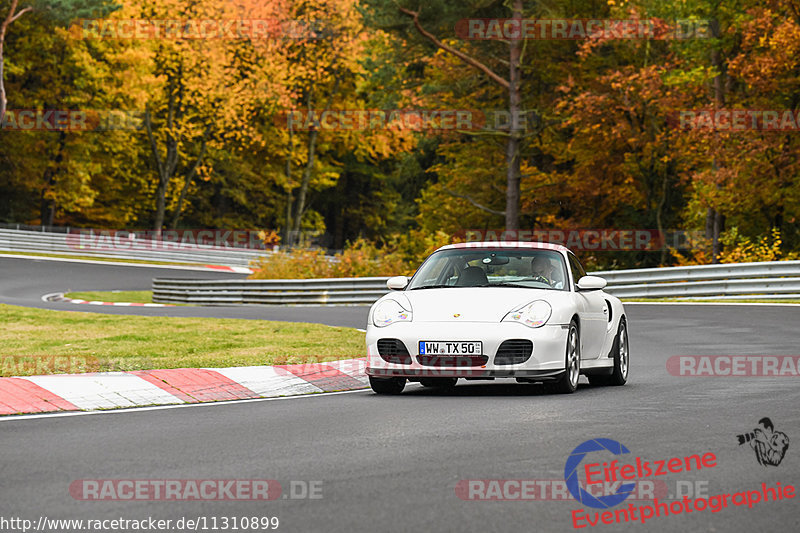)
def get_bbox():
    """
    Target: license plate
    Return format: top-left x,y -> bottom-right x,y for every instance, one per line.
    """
419,341 -> 482,356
